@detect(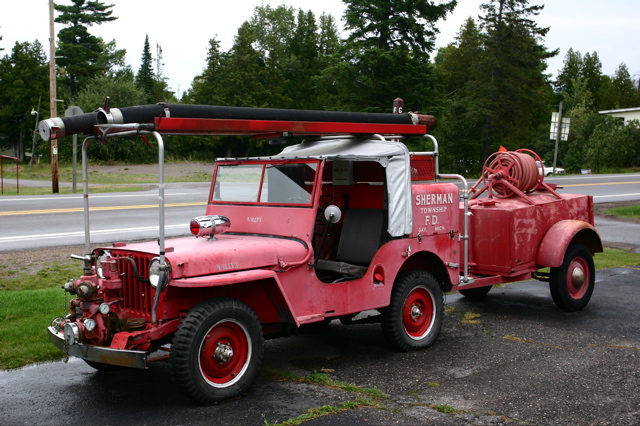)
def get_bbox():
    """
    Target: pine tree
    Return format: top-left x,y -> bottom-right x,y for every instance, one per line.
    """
332,0 -> 456,112
464,0 -> 557,162
434,17 -> 485,173
54,0 -> 119,99
135,35 -> 155,104
609,63 -> 640,108
343,0 -> 456,54
555,48 -> 582,95
435,17 -> 483,97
